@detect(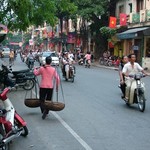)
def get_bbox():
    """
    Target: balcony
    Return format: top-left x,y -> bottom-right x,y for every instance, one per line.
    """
146,10 -> 150,21
116,9 -> 150,27
130,9 -> 150,24
132,13 -> 140,23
